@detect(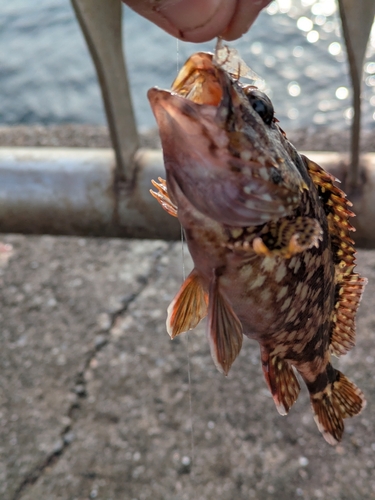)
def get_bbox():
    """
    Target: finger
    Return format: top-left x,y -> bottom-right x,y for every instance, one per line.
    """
222,0 -> 271,41
124,0 -> 238,42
